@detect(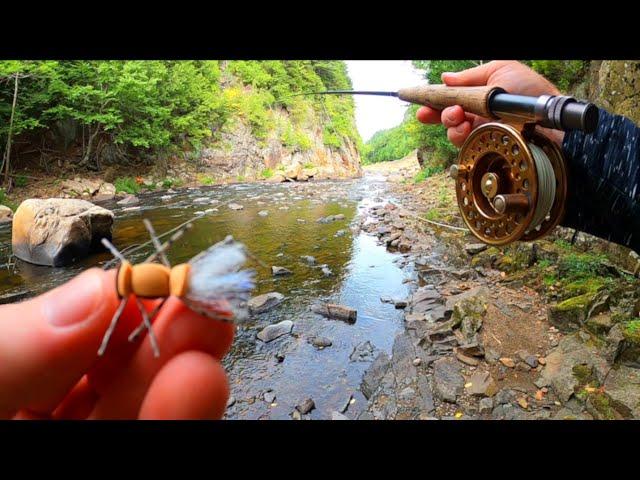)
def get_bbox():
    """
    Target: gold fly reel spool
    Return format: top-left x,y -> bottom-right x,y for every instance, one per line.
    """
452,123 -> 567,246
